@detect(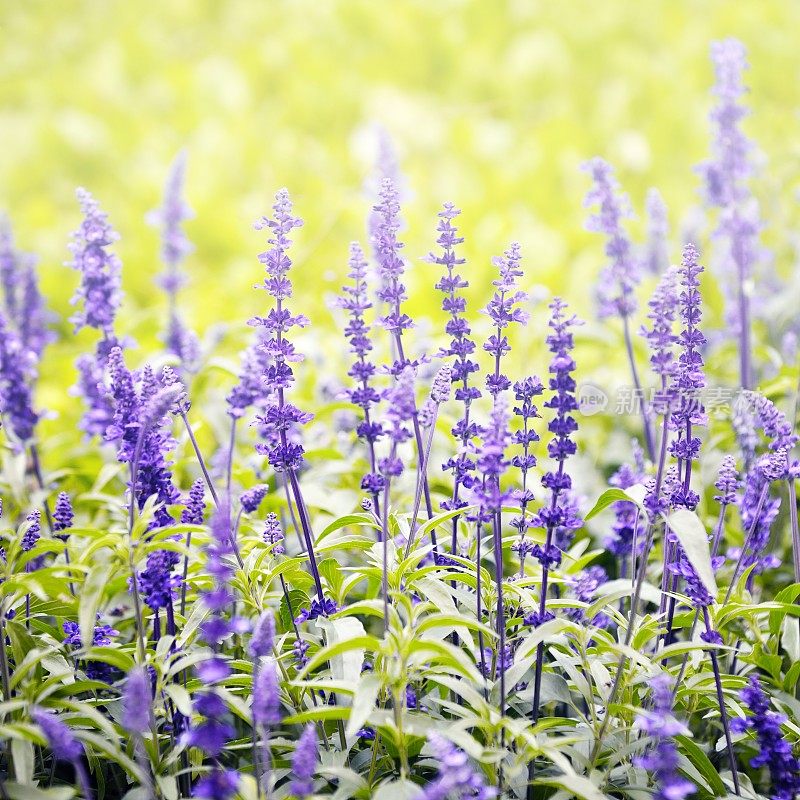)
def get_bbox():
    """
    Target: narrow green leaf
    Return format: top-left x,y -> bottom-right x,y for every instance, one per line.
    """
79,563 -> 112,649
345,672 -> 381,737
665,508 -> 717,596
675,734 -> 727,796
584,488 -> 636,521
11,738 -> 33,784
